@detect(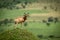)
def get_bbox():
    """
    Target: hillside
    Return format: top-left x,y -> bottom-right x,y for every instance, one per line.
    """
0,28 -> 39,40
